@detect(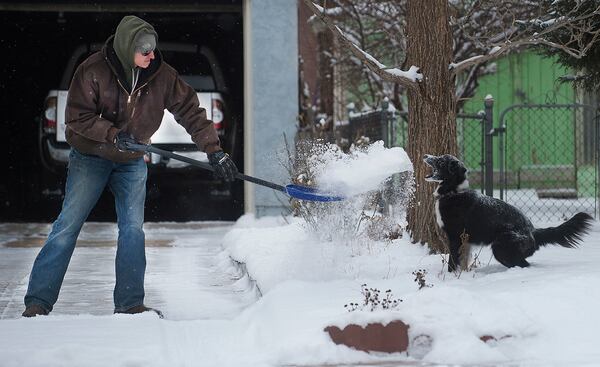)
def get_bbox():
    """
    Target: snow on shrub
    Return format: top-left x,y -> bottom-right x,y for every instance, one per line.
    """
284,138 -> 414,244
